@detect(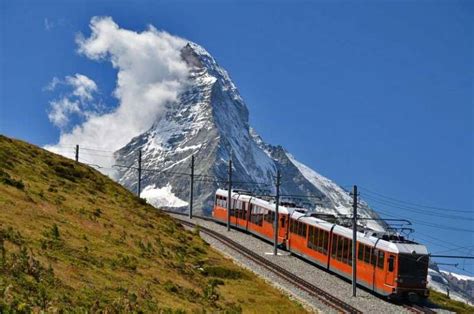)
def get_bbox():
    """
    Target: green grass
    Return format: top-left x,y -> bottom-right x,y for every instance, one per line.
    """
0,135 -> 307,313
428,289 -> 474,314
